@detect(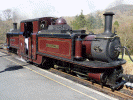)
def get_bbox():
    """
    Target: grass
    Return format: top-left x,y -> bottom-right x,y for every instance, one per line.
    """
119,55 -> 133,75
119,55 -> 133,63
